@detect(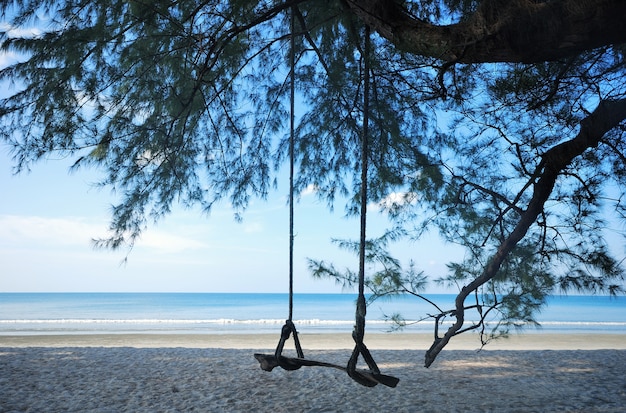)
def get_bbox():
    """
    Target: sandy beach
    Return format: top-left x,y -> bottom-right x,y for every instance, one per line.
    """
2,333 -> 625,412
